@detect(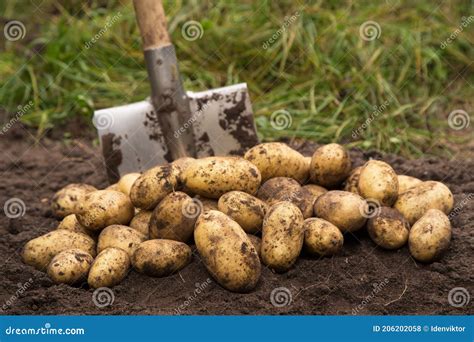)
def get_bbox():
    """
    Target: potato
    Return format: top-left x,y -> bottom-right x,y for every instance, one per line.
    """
394,181 -> 454,225
117,172 -> 141,196
194,210 -> 261,292
309,144 -> 351,188
105,183 -> 120,191
198,196 -> 218,212
257,177 -> 313,218
182,157 -> 261,199
132,239 -> 192,277
171,157 -> 196,173
244,142 -> 308,183
88,247 -> 130,288
130,165 -> 180,210
149,192 -> 198,242
261,201 -> 304,272
97,225 -> 146,257
398,175 -> 422,194
129,210 -> 152,237
51,183 -> 96,218
22,230 -> 96,270
57,214 -> 91,236
408,209 -> 451,262
343,166 -> 362,194
76,190 -> 134,231
358,160 -> 398,206
47,249 -> 93,285
314,191 -> 368,232
217,191 -> 268,234
302,184 -> 328,202
303,218 -> 343,256
367,207 -> 409,249
247,234 -> 262,258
